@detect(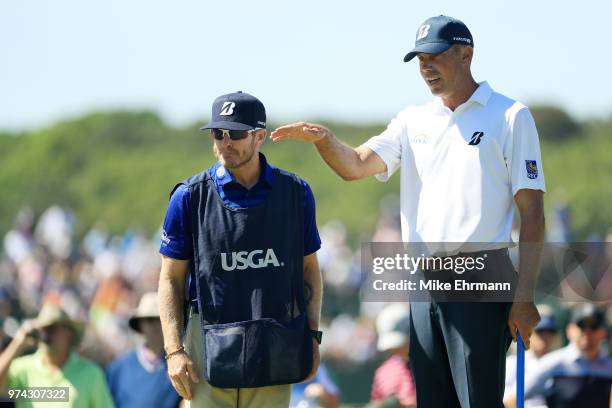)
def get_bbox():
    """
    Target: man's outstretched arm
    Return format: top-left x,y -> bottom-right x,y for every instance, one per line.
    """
271,122 -> 386,181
